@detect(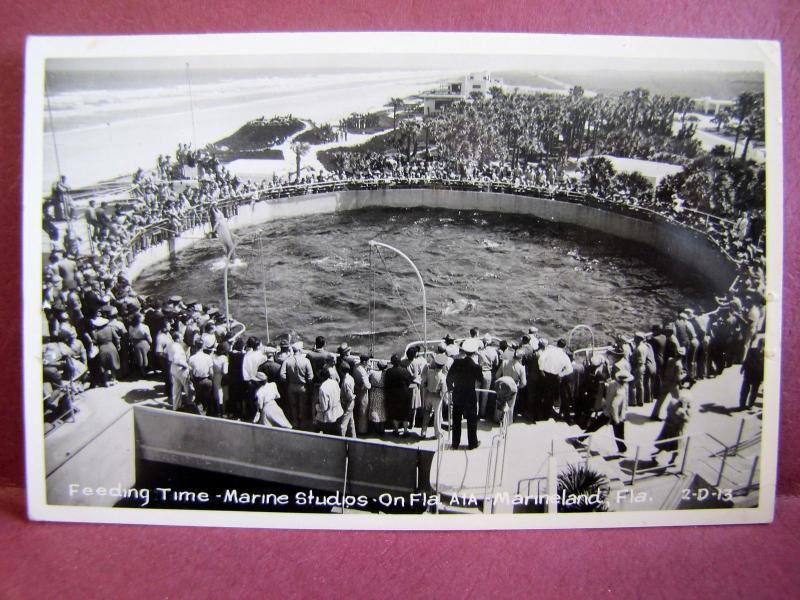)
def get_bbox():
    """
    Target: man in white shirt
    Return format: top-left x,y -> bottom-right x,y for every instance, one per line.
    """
241,336 -> 266,421
188,339 -> 216,415
477,334 -> 499,419
316,367 -> 343,434
538,339 -> 574,421
166,331 -> 190,411
338,362 -> 357,438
